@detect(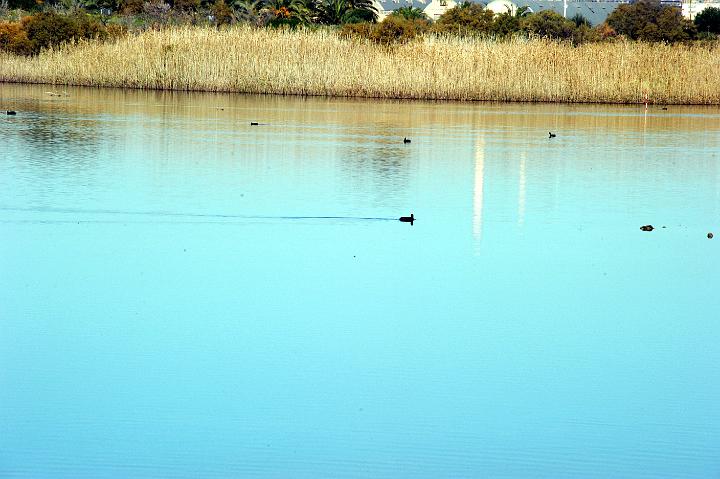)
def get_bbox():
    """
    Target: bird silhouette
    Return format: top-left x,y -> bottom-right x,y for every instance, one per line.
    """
403,138 -> 411,144
549,132 -> 556,138
399,213 -> 415,225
